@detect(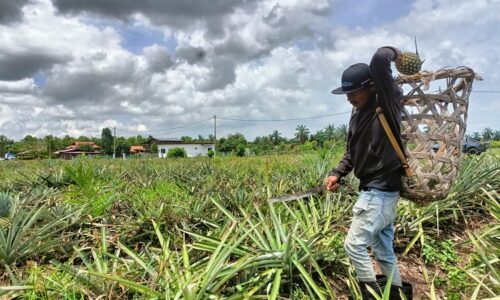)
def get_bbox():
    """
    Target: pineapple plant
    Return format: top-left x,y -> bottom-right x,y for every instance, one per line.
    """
396,38 -> 424,75
0,192 -> 12,230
